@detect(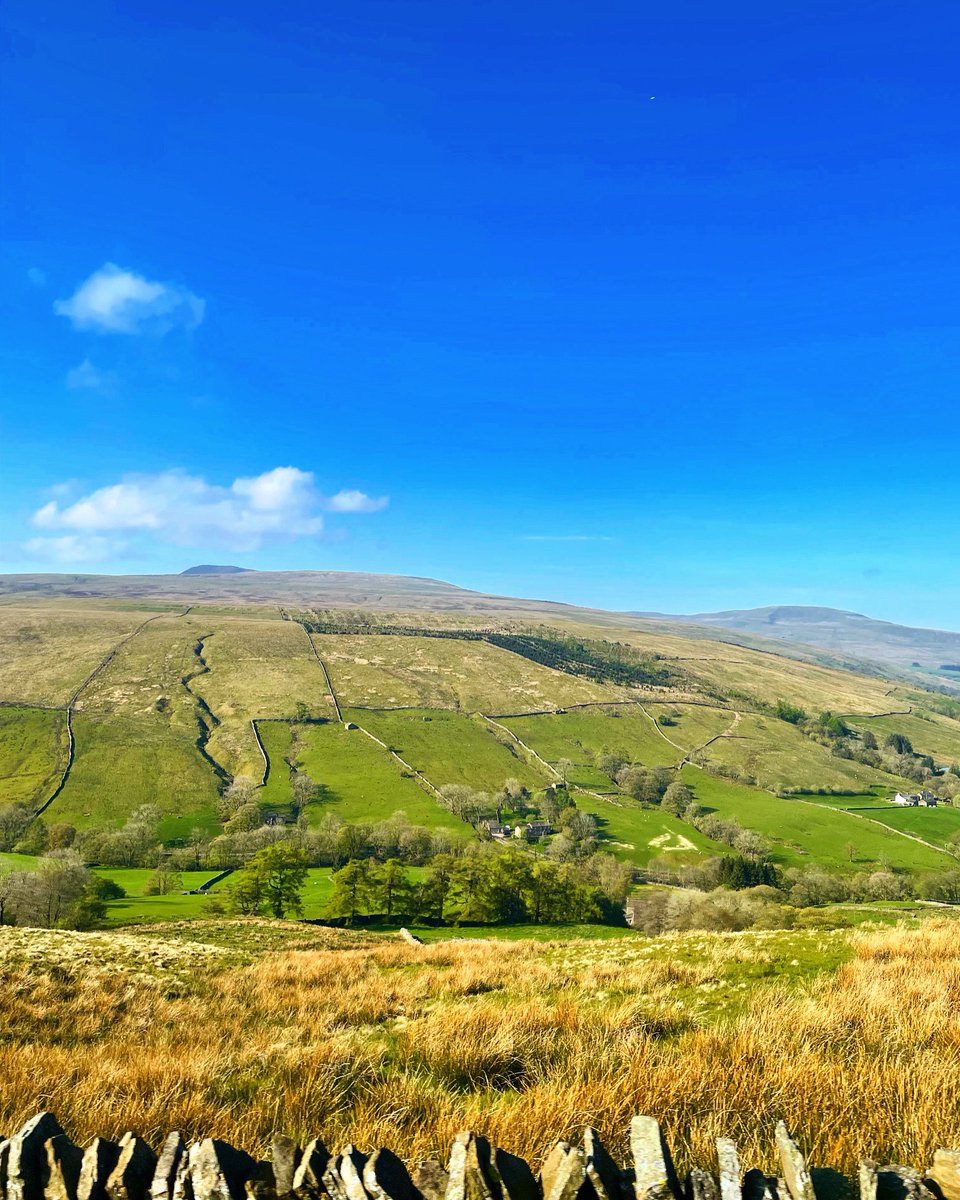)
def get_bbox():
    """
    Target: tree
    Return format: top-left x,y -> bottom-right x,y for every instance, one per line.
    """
556,759 -> 574,787
326,859 -> 374,923
291,772 -> 318,816
233,843 -> 310,919
371,858 -> 411,919
862,730 -> 878,751
775,699 -> 807,725
225,801 -> 264,834
144,863 -> 183,896
218,776 -> 258,821
661,782 -> 693,816
884,732 -> 913,755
